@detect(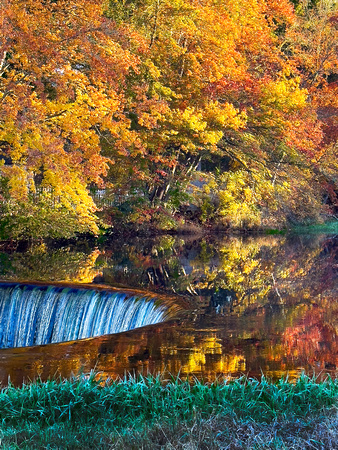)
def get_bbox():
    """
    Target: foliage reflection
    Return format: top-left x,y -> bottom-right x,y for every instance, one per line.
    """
0,232 -> 336,384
